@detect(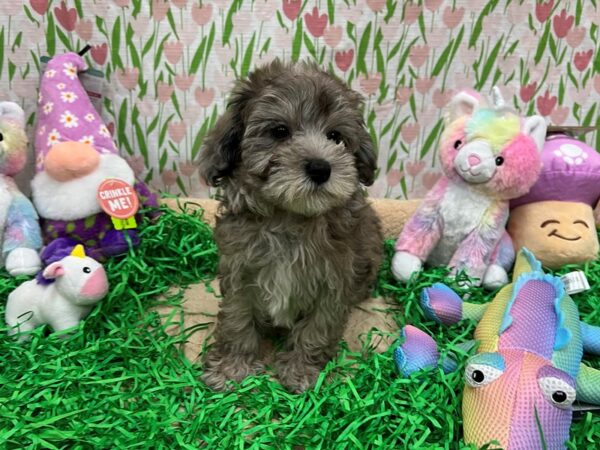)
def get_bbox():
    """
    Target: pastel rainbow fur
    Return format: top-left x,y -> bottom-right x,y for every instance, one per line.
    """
396,248 -> 600,449
392,88 -> 547,289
